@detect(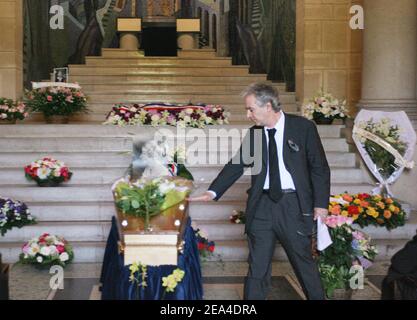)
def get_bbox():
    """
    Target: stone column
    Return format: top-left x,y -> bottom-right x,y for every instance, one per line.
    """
0,0 -> 23,100
358,0 -> 417,115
